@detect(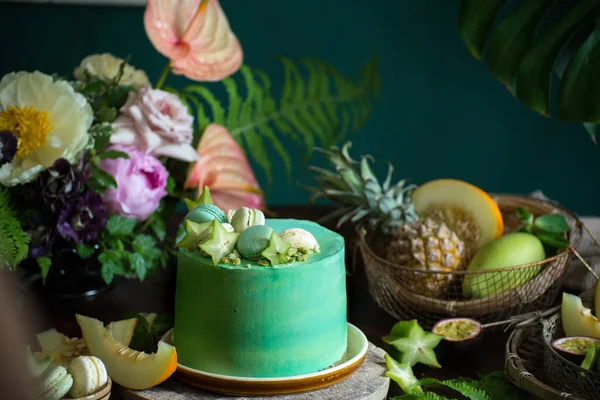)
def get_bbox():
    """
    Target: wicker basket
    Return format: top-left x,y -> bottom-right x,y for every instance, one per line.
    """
358,194 -> 582,329
505,318 -> 584,400
540,292 -> 600,399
